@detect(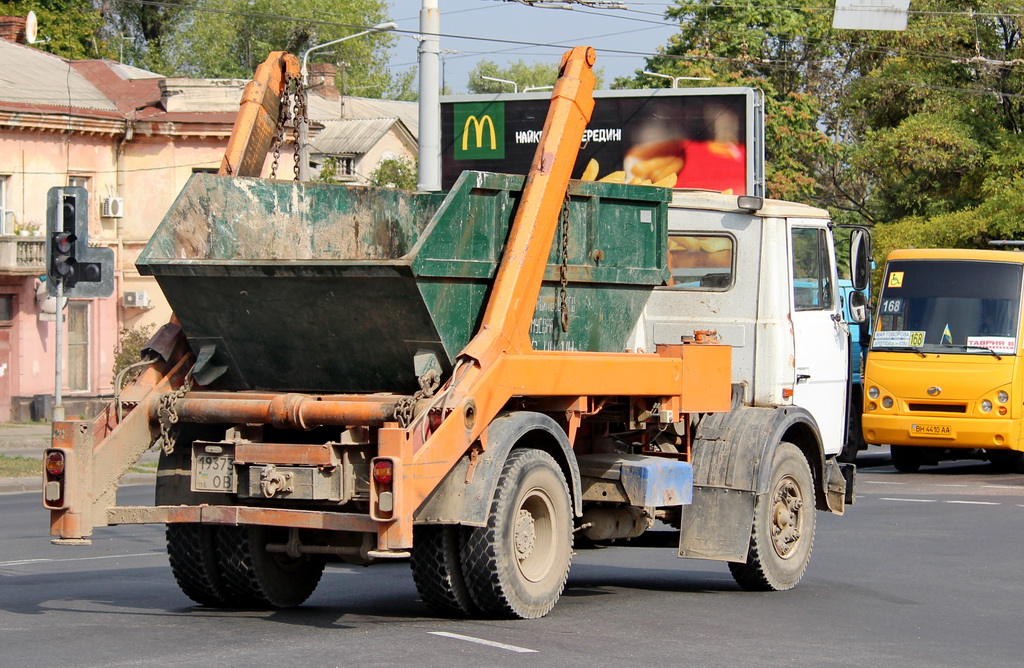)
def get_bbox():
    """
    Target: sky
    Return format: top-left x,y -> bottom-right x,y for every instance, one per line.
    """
386,0 -> 681,93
